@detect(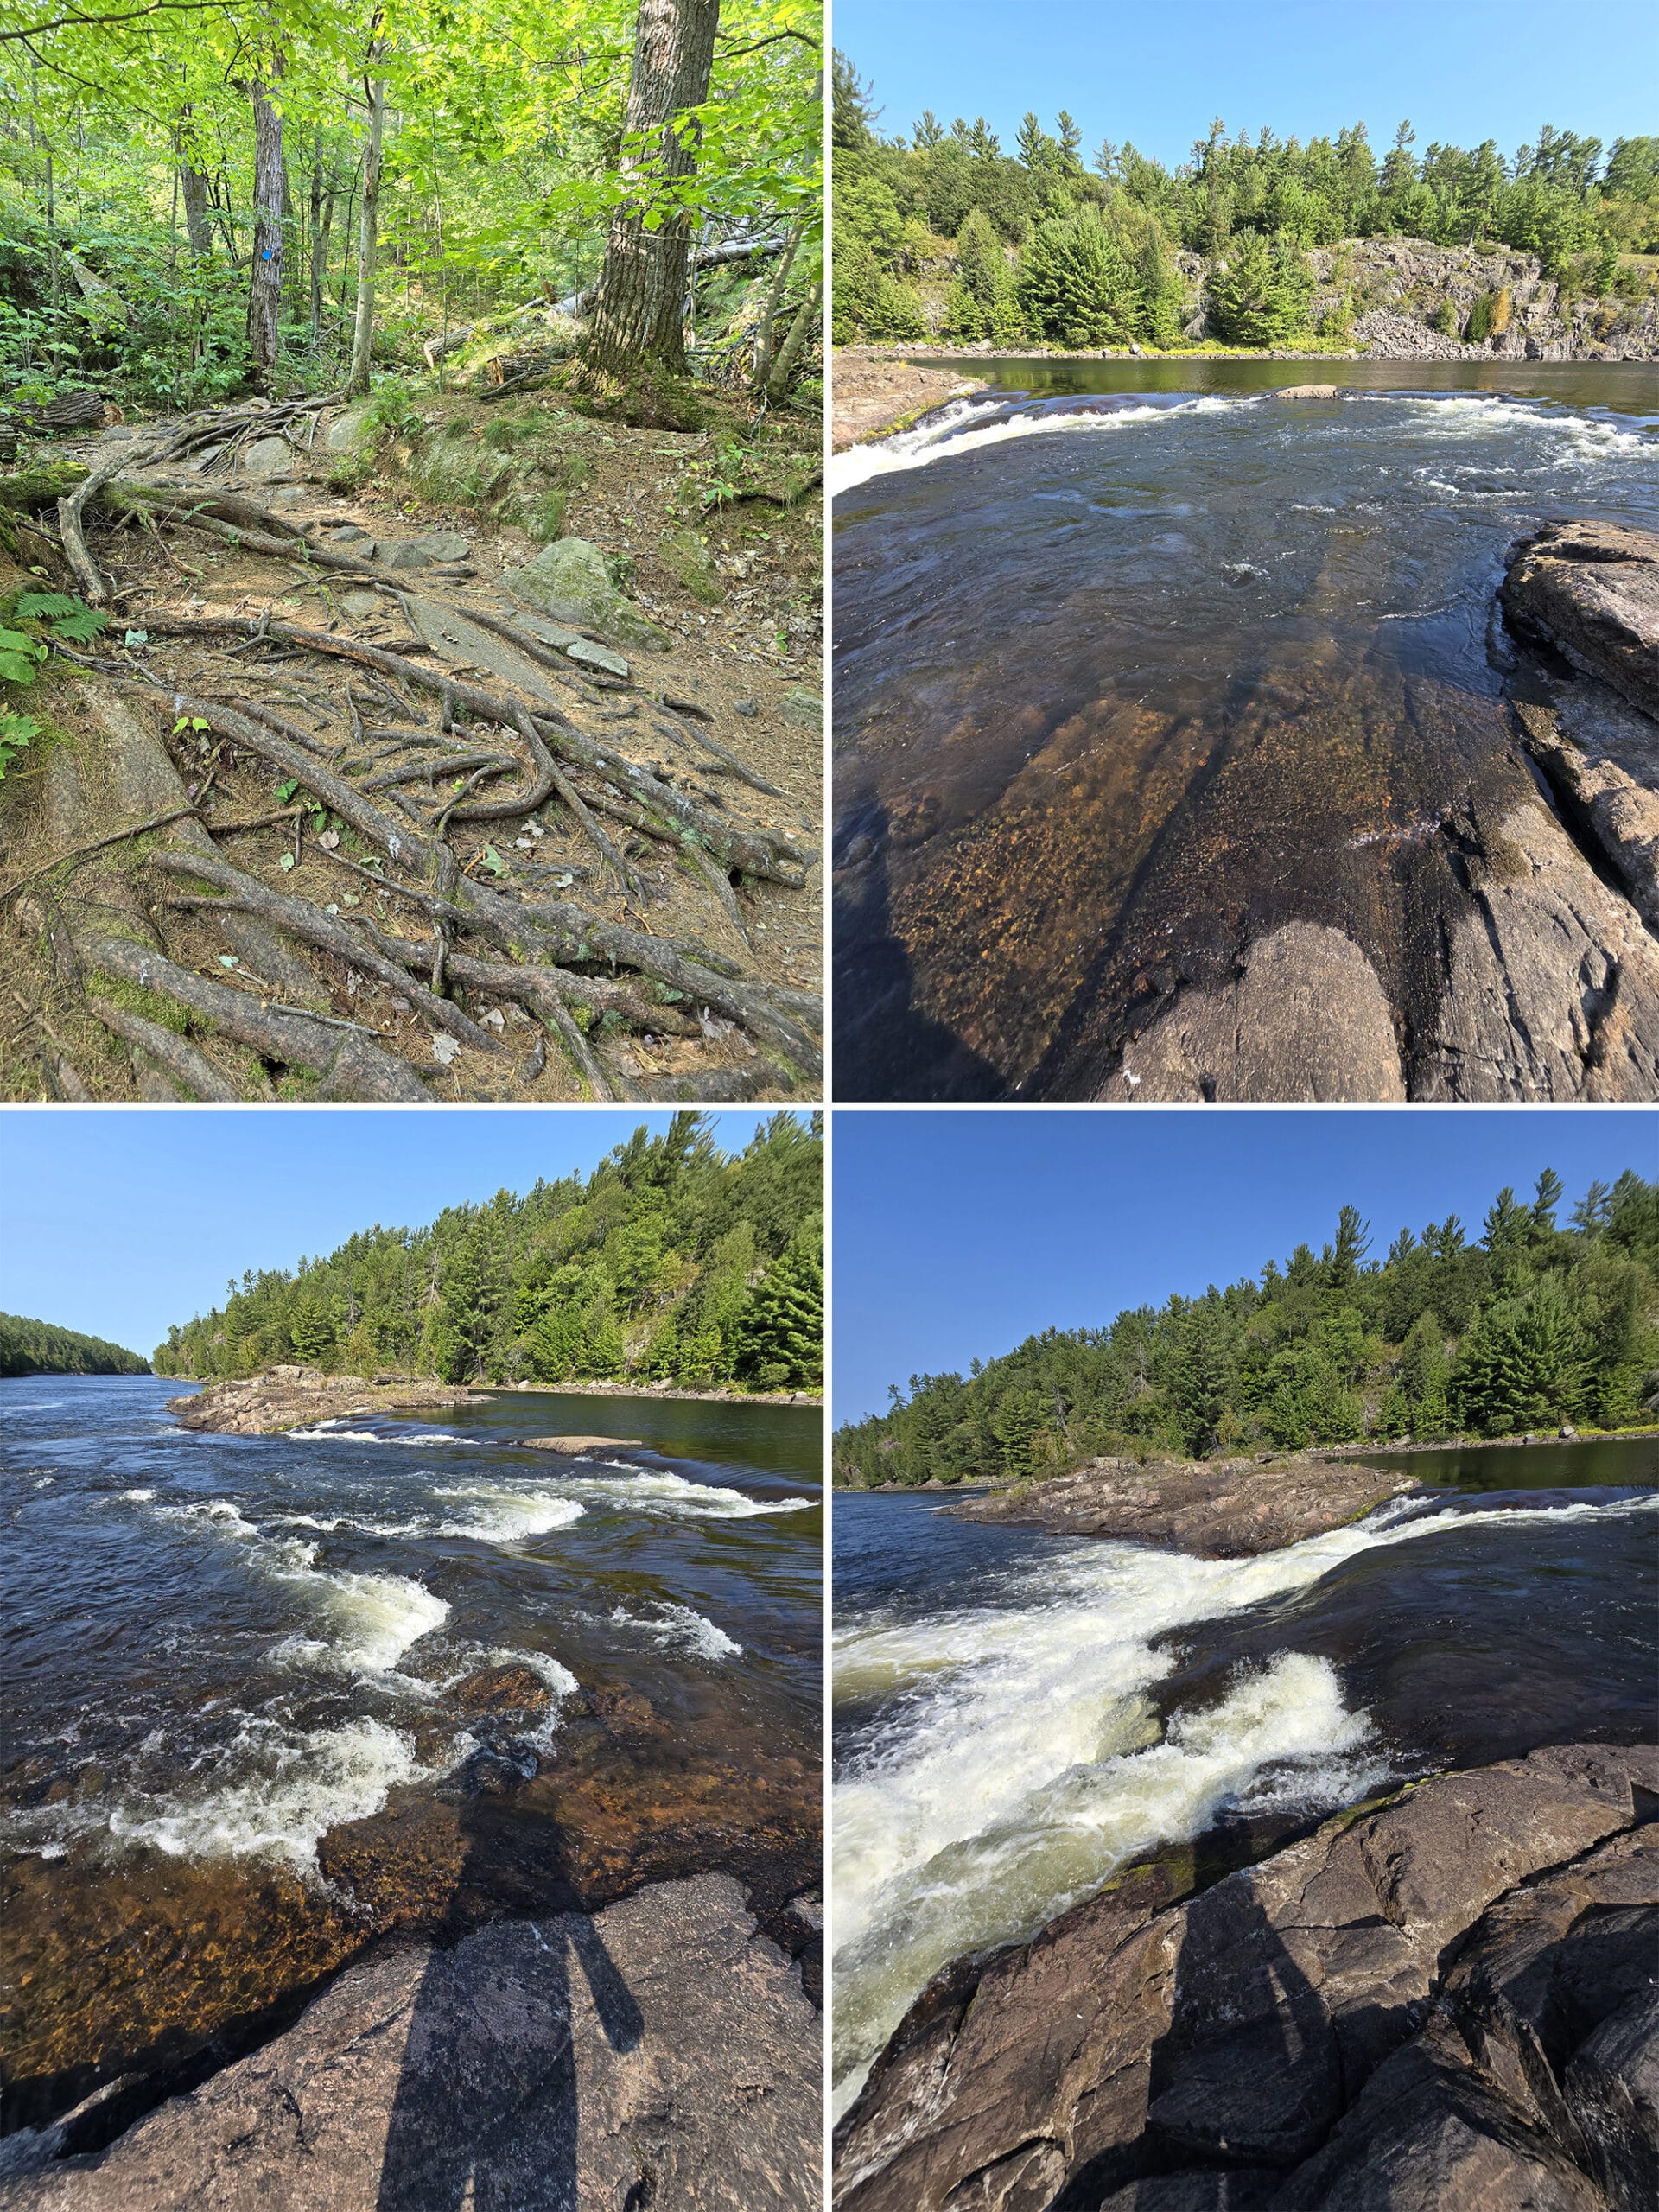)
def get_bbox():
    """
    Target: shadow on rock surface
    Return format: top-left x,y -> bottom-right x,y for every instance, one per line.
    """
374,1904 -> 642,2212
